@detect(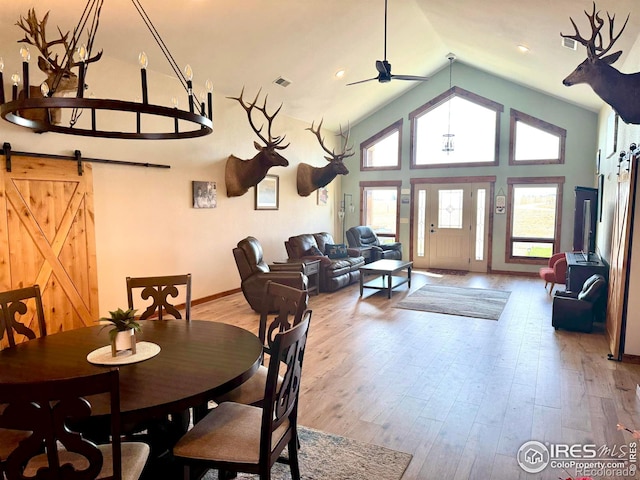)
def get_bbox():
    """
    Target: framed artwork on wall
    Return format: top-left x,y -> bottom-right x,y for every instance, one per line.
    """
255,175 -> 279,210
192,181 -> 217,208
317,187 -> 328,206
